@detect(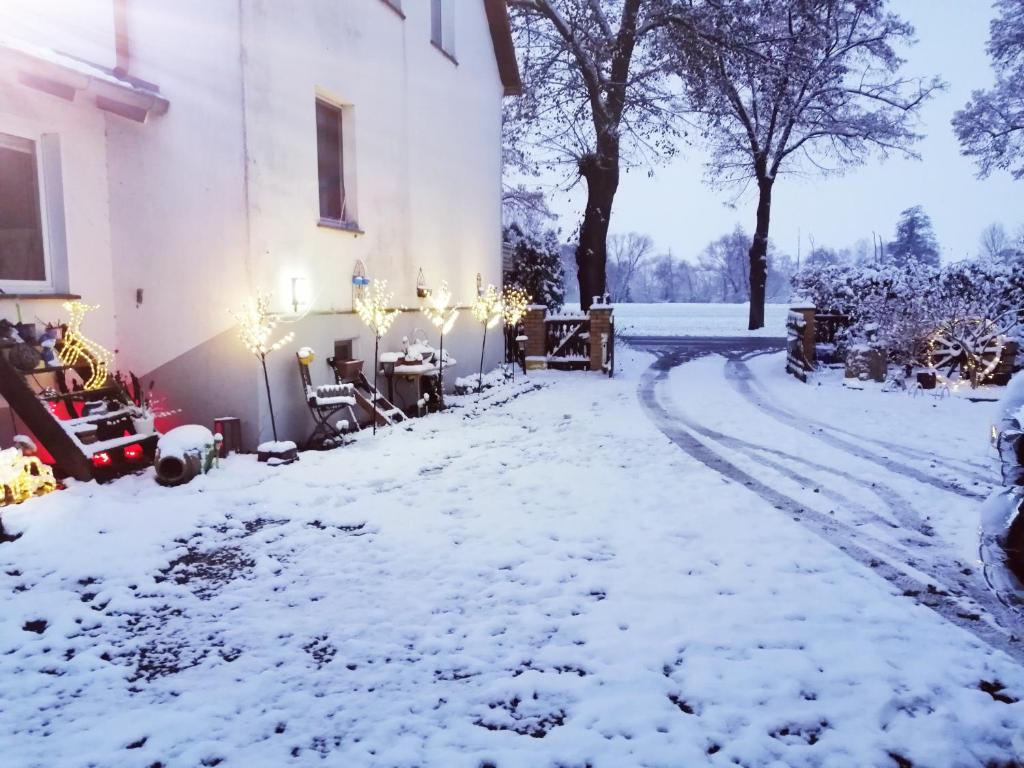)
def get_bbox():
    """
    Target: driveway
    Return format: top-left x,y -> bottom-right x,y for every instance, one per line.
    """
630,335 -> 1024,664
